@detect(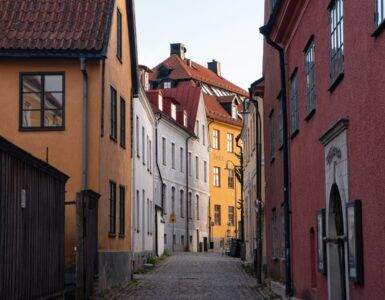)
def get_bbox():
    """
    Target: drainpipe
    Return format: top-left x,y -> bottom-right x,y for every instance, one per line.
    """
80,57 -> 89,191
207,119 -> 214,247
235,136 -> 244,244
260,29 -> 293,296
155,114 -> 165,213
